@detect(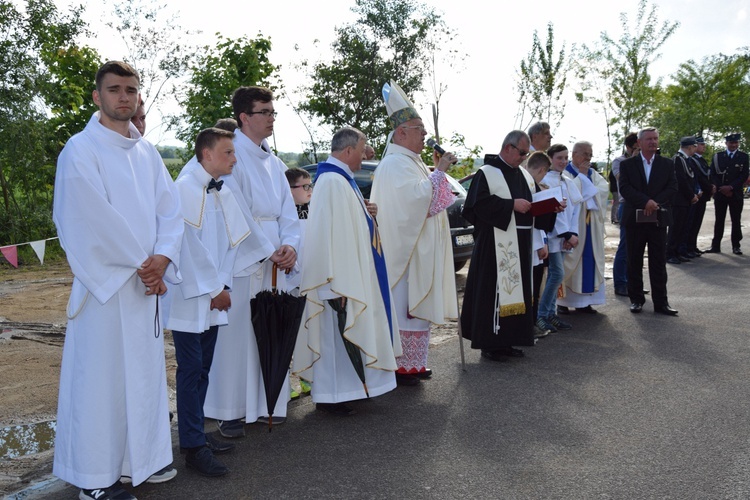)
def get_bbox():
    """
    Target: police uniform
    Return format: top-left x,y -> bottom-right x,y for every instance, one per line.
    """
707,133 -> 749,254
686,136 -> 714,255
